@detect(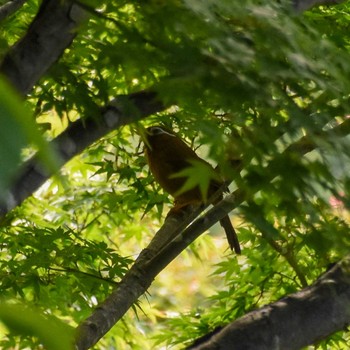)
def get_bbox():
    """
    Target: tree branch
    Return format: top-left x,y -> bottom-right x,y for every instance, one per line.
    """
0,1 -> 347,348
0,1 -> 167,218
249,210 -> 308,288
189,257 -> 350,350
292,0 -> 345,12
0,90 -> 165,217
75,191 -> 246,350
0,0 -> 87,95
75,117 -> 350,349
0,0 -> 27,22
0,0 -> 346,219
